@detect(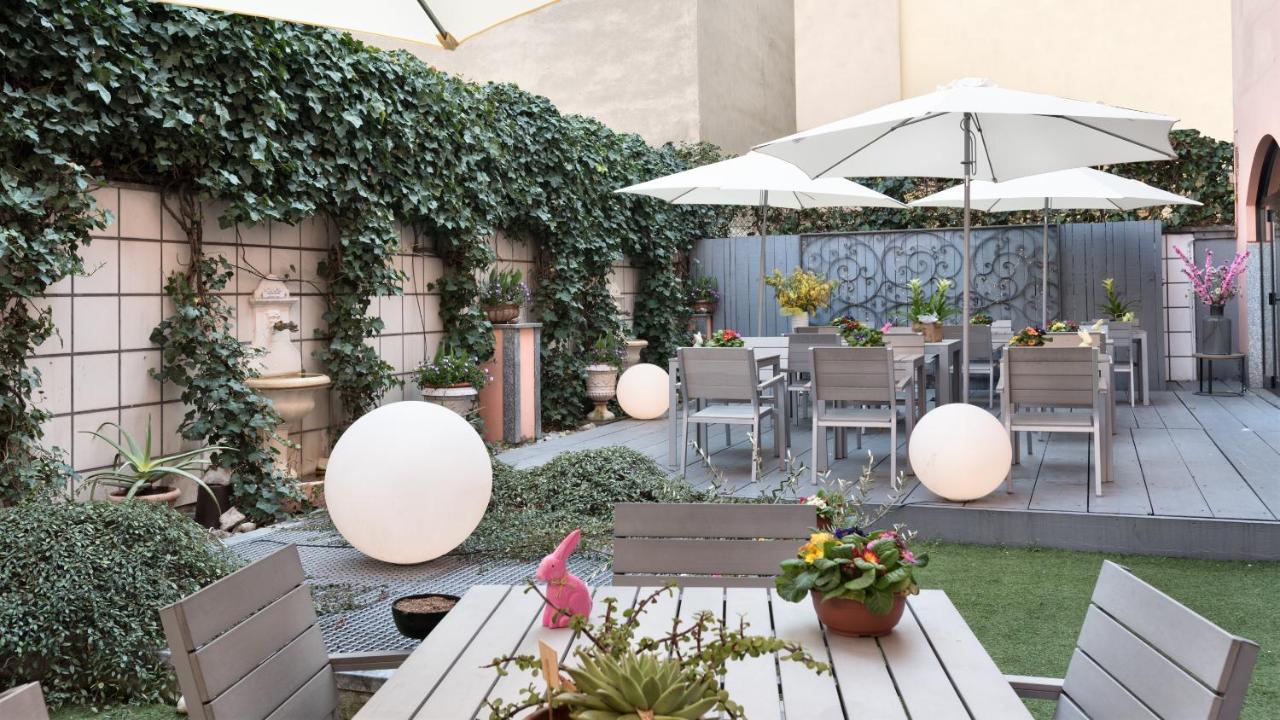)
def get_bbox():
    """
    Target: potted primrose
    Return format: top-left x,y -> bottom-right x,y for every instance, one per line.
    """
765,268 -> 835,330
906,277 -> 956,342
585,334 -> 625,422
779,453 -> 926,637
417,345 -> 490,417
687,275 -> 721,316
480,268 -> 531,324
82,420 -> 225,508
831,316 -> 888,347
970,311 -> 993,326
